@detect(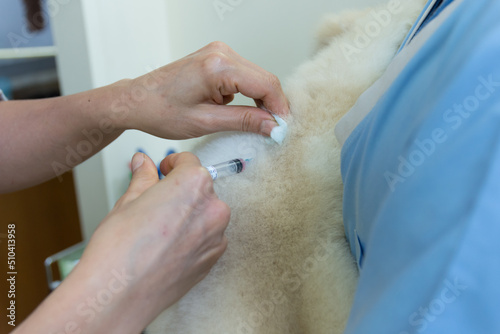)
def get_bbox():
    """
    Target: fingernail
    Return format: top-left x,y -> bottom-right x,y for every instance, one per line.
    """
260,119 -> 277,136
131,153 -> 145,172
